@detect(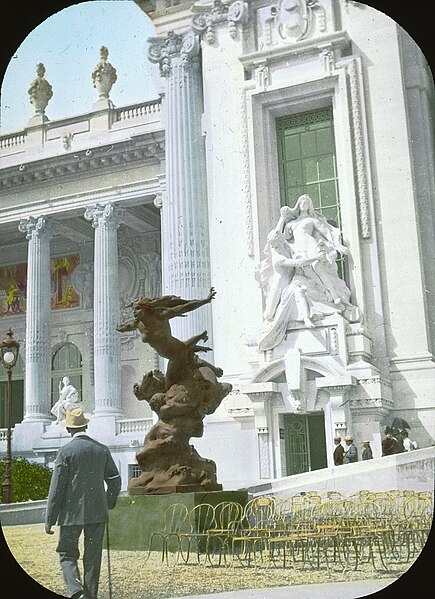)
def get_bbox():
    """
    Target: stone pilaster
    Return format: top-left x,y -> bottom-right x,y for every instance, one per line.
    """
84,203 -> 123,417
243,383 -> 281,480
148,31 -> 212,344
17,216 -> 53,422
